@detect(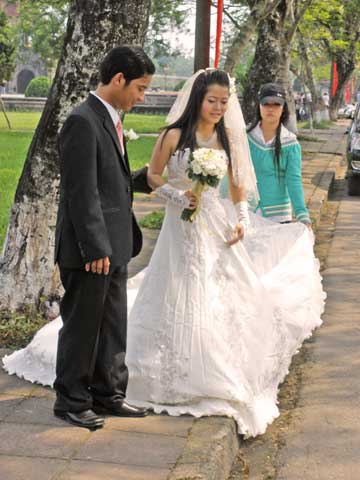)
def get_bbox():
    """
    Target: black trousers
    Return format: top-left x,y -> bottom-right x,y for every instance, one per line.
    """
54,265 -> 128,413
